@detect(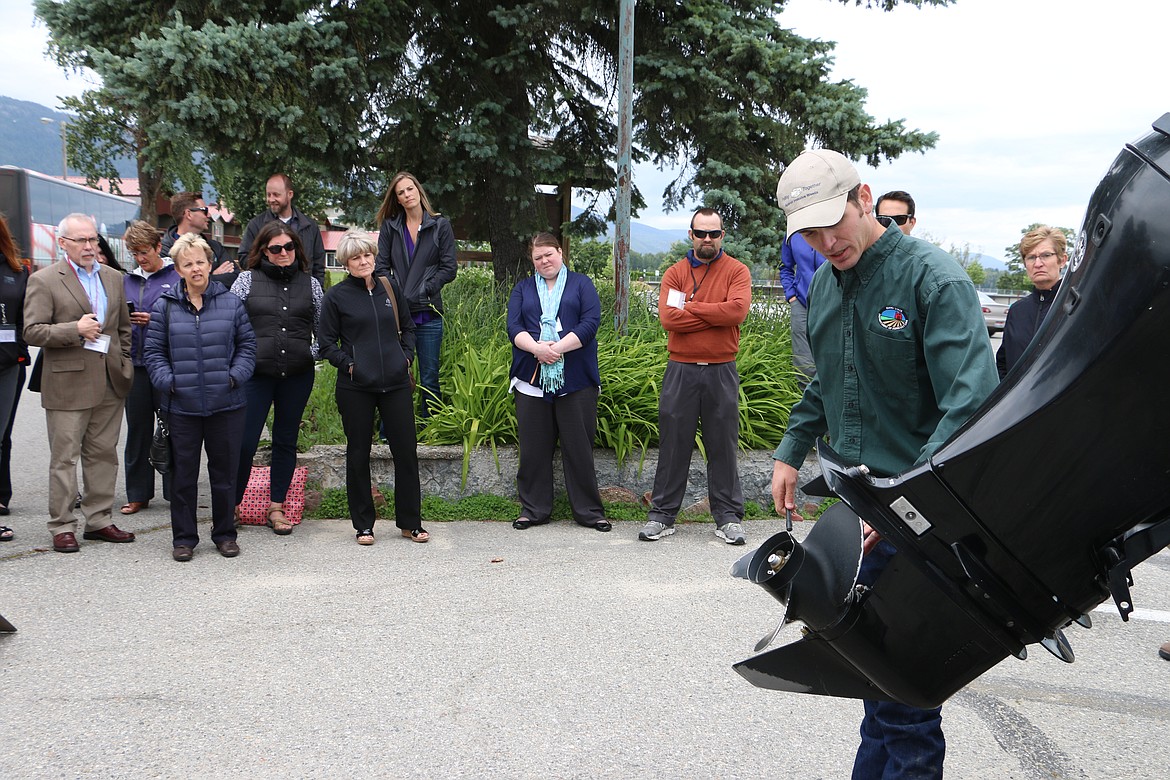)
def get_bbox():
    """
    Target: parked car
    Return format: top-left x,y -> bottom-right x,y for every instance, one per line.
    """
978,291 -> 1008,335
